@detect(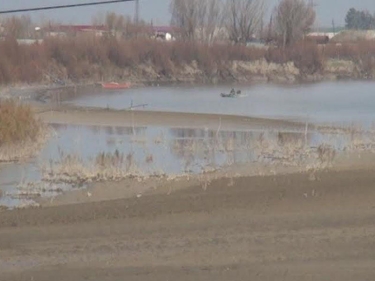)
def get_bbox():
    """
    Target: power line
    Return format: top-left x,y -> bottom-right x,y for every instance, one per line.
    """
0,0 -> 135,15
